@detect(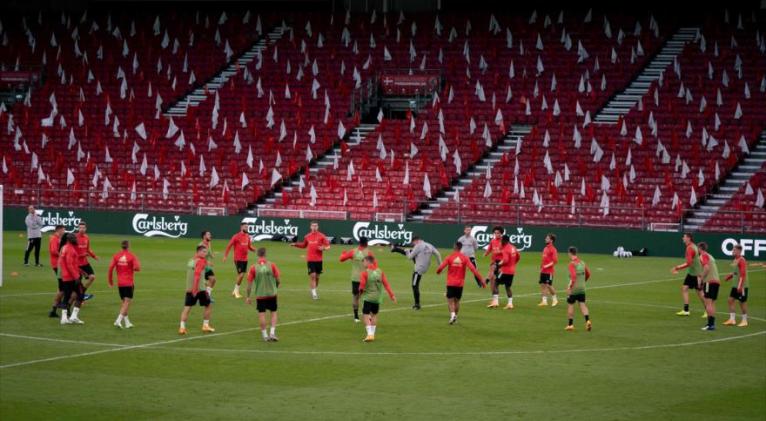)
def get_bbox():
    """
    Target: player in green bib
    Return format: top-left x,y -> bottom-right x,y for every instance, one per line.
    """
339,237 -> 374,323
723,244 -> 750,327
698,242 -> 721,331
565,247 -> 592,332
246,248 -> 282,342
198,230 -> 217,301
358,256 -> 397,342
671,233 -> 705,316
